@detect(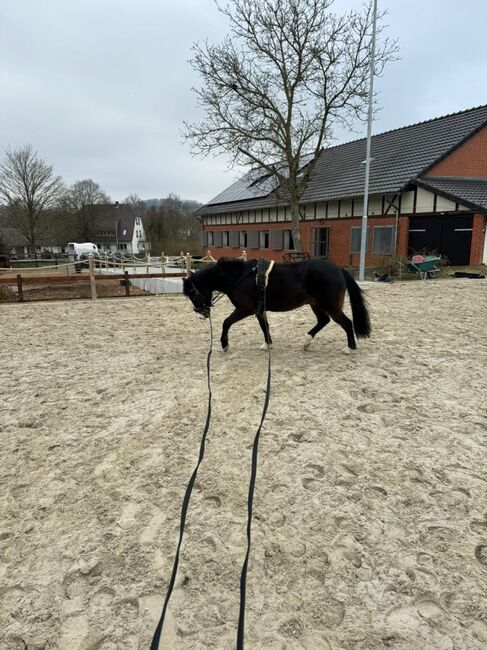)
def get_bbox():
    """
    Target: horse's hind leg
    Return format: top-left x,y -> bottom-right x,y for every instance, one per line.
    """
304,306 -> 331,349
329,310 -> 357,352
256,312 -> 273,350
